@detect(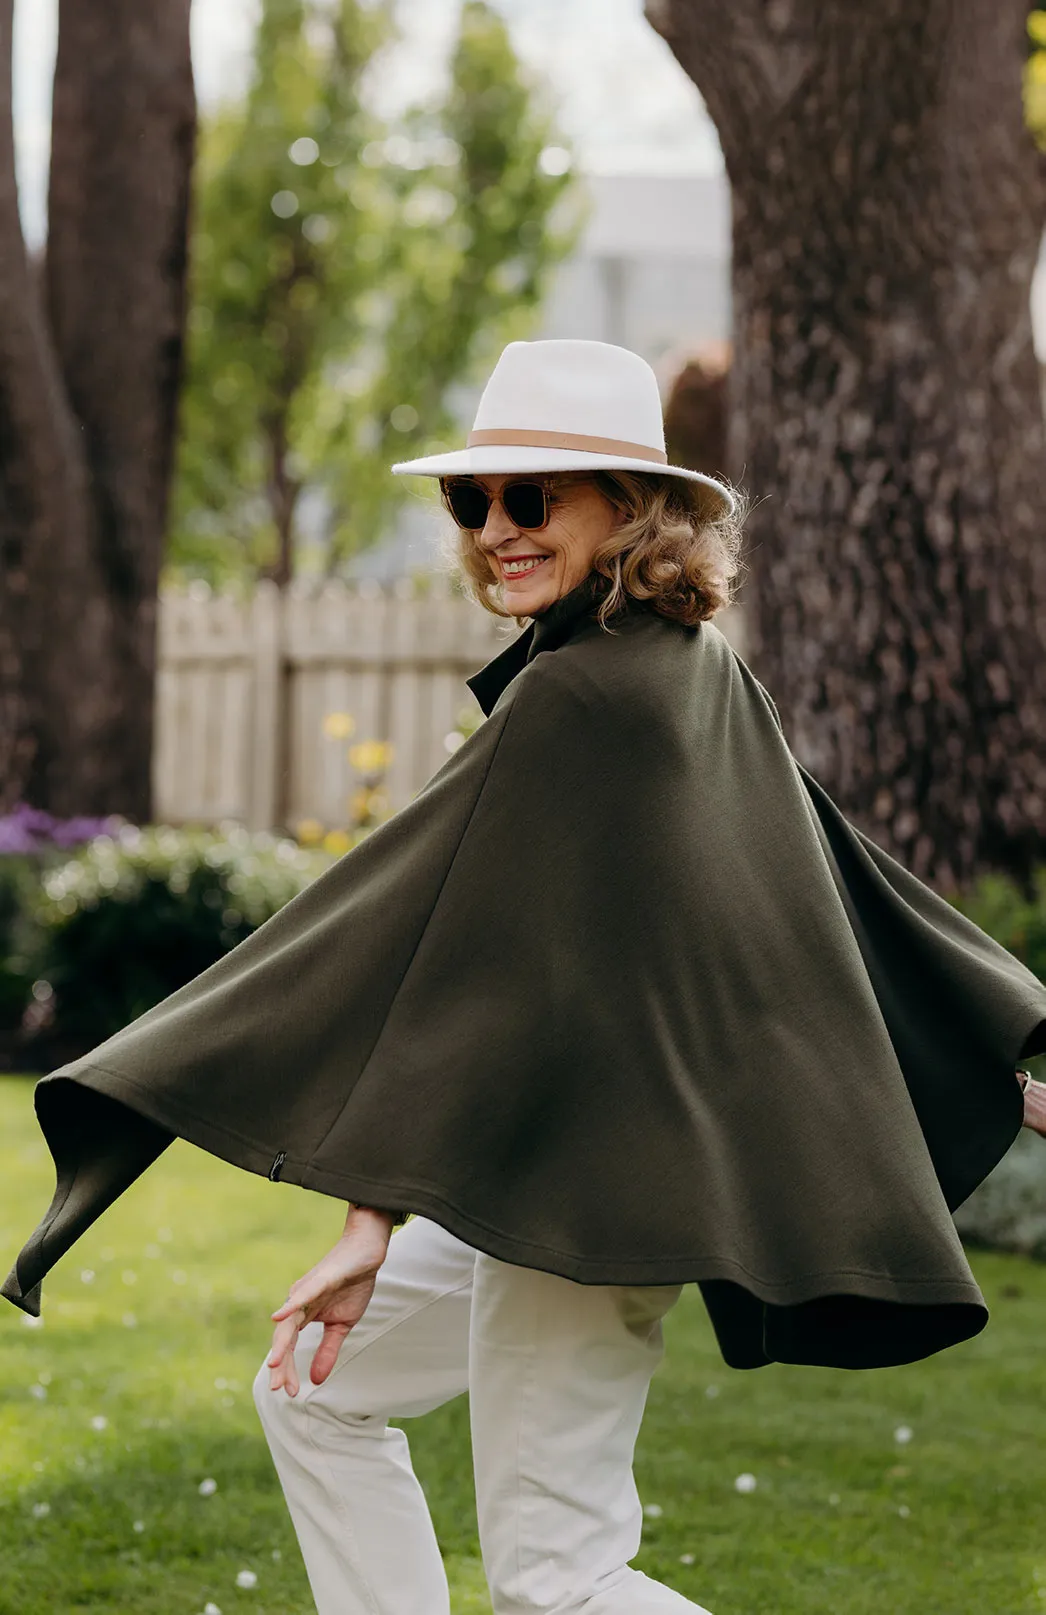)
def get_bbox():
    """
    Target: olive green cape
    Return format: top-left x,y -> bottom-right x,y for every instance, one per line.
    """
4,575 -> 1045,1370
